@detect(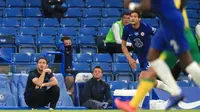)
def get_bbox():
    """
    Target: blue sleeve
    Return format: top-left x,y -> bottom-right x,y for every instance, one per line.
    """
147,24 -> 156,35
122,27 -> 128,41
